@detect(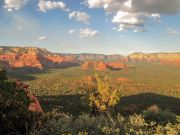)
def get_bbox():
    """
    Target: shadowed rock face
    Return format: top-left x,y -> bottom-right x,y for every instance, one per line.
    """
82,61 -> 126,70
0,47 -> 76,70
15,79 -> 44,113
128,52 -> 180,65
